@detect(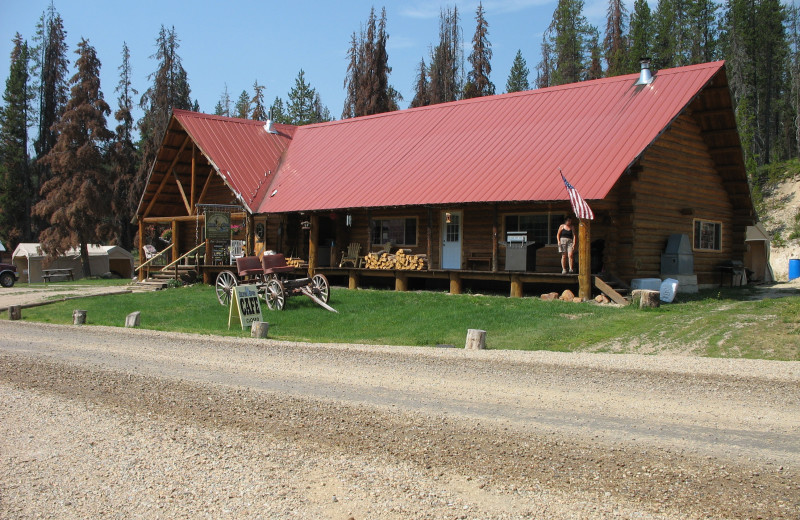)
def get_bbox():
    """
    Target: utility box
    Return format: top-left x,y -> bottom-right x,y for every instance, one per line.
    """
661,234 -> 694,275
504,232 -> 543,272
